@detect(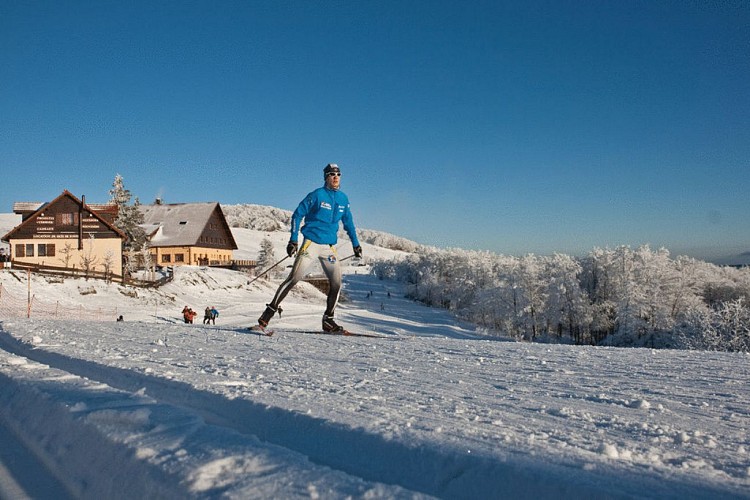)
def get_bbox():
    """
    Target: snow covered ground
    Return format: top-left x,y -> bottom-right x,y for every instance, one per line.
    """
0,219 -> 749,498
